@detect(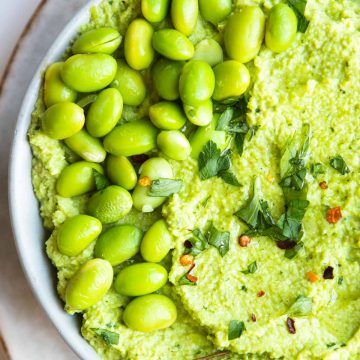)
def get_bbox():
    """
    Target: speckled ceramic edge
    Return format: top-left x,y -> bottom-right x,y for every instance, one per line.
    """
8,1 -> 106,359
